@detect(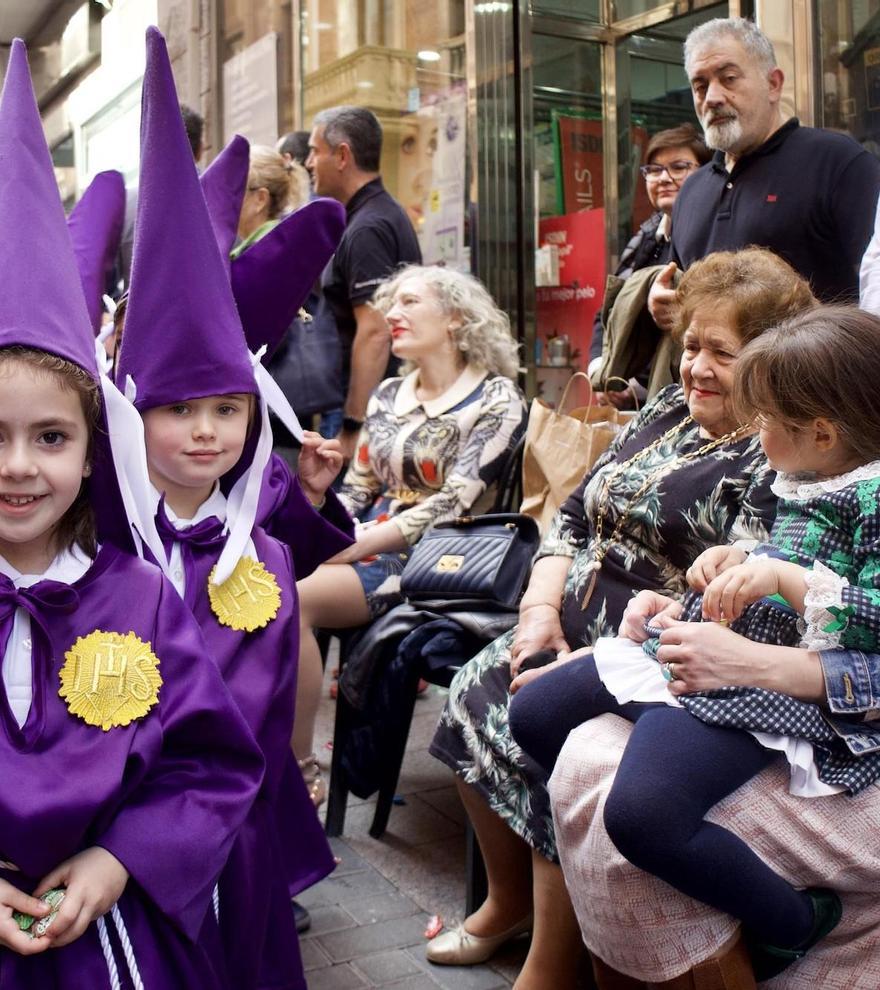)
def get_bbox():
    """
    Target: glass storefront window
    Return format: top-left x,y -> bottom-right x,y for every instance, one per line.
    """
817,0 -> 880,154
301,0 -> 470,269
532,33 -> 604,400
532,0 -> 600,22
